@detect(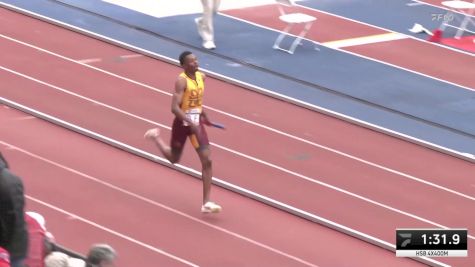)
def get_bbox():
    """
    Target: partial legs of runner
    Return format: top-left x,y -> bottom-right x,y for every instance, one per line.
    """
144,128 -> 182,163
